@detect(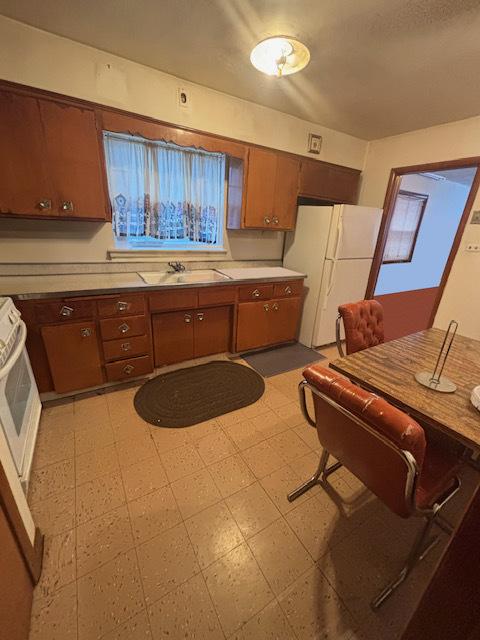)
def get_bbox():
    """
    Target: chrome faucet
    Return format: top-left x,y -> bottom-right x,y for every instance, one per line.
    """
167,261 -> 186,273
